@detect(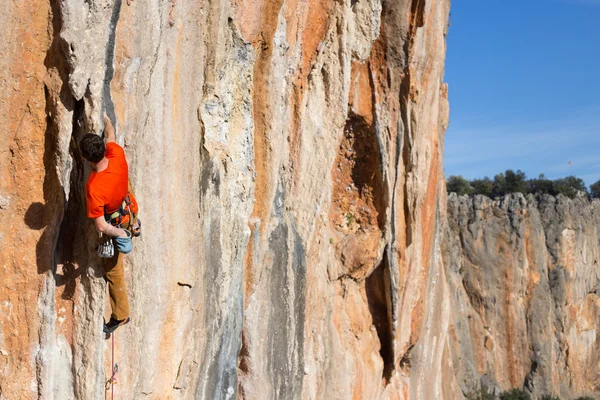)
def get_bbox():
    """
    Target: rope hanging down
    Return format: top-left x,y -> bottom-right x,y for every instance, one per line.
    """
102,0 -> 130,395
105,333 -> 119,400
